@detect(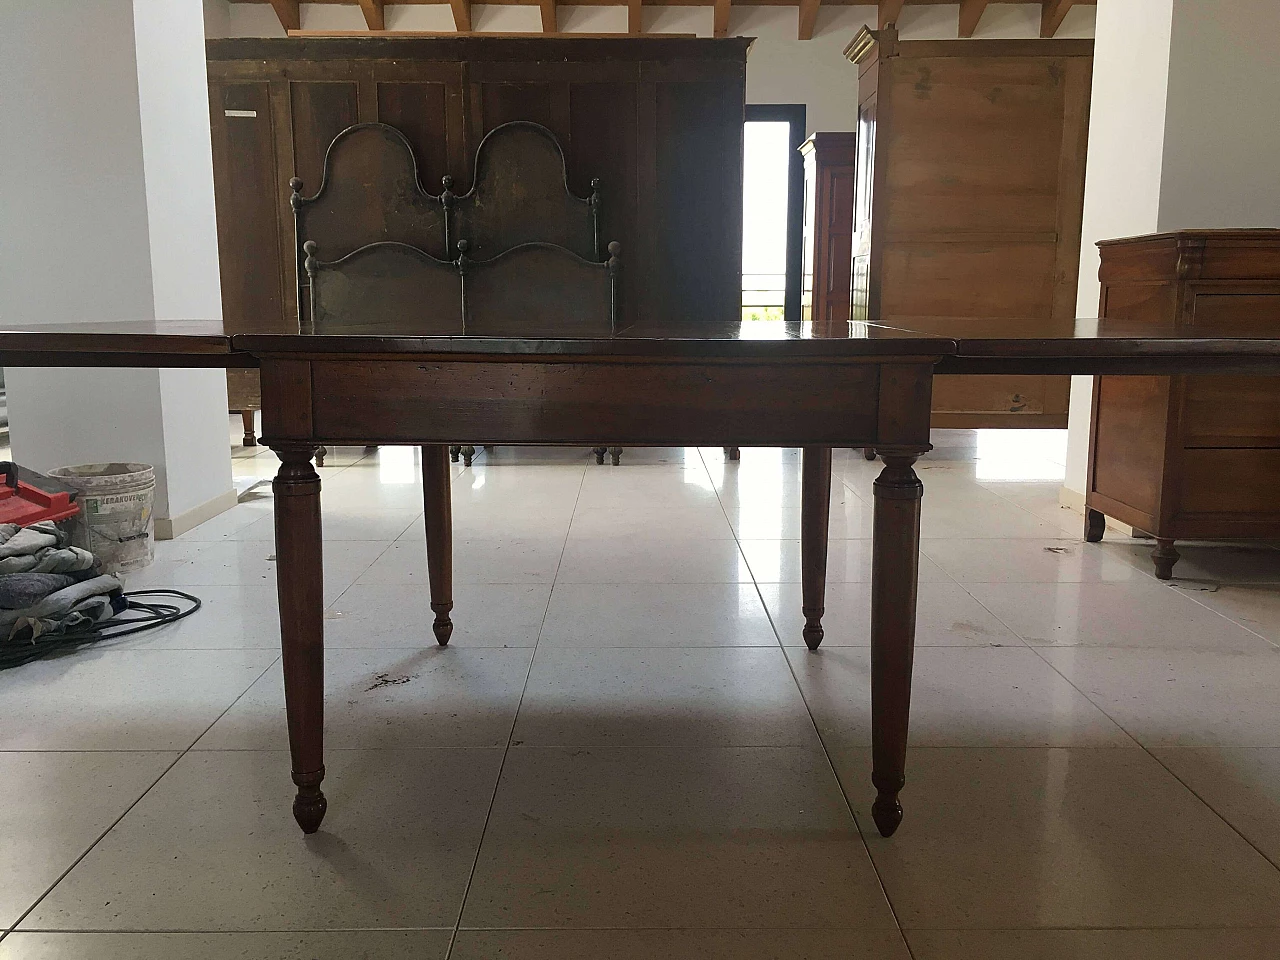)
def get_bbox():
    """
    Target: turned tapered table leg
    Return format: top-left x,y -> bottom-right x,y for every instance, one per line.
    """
421,444 -> 454,645
241,410 -> 257,447
801,446 -> 833,650
870,453 -> 923,838
272,445 -> 327,834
